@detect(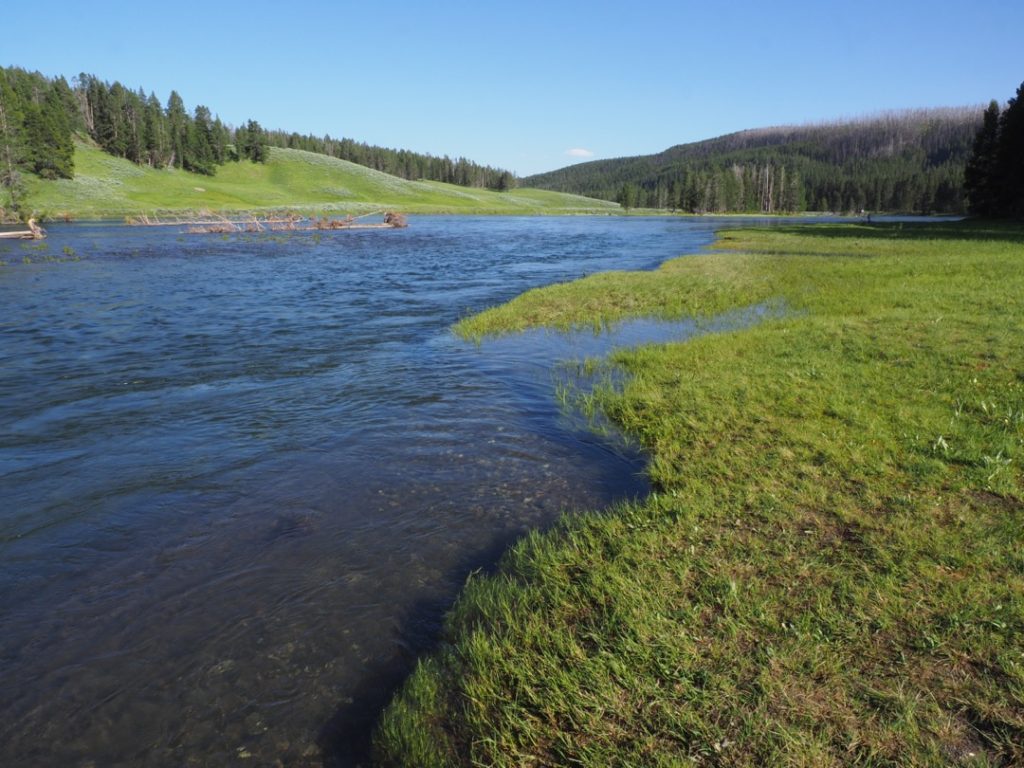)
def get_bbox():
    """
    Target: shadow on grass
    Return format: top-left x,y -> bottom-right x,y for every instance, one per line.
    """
759,220 -> 1024,243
